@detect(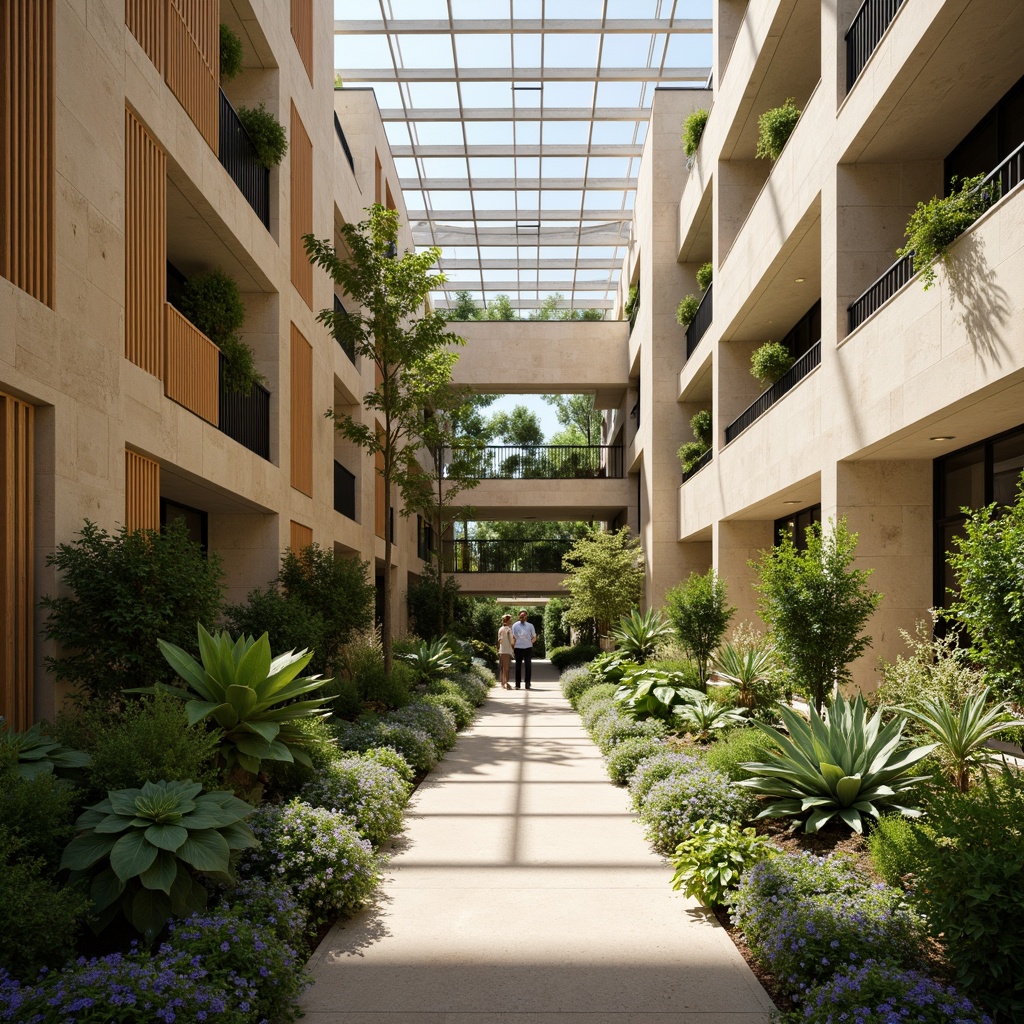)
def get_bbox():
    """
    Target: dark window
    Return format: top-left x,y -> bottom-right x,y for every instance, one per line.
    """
166,262 -> 188,313
774,503 -> 821,551
944,74 -> 1024,192
417,515 -> 434,561
160,498 -> 208,552
779,300 -> 821,360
